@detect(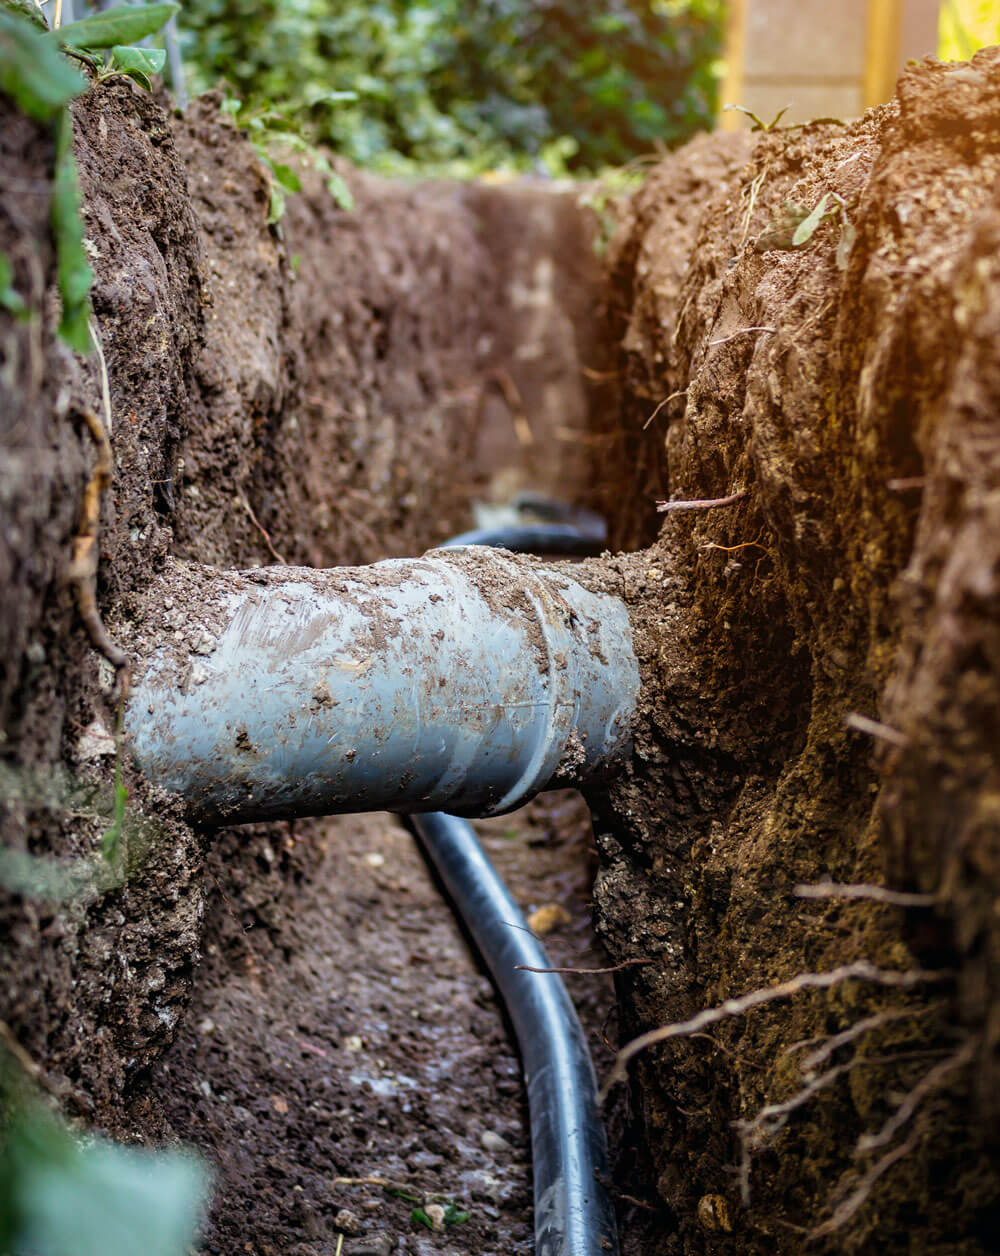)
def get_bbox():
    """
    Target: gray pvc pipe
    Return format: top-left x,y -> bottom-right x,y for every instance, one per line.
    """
125,546 -> 638,825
